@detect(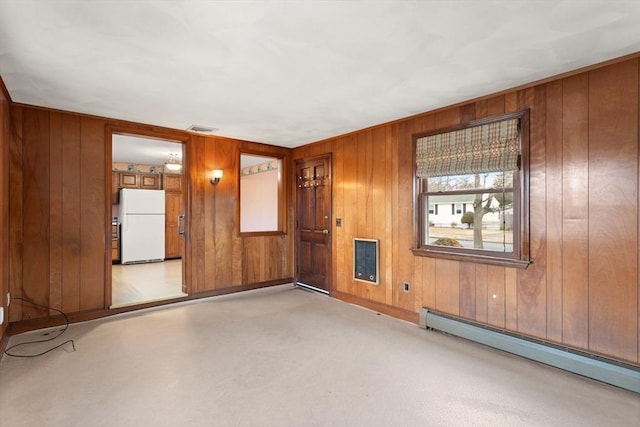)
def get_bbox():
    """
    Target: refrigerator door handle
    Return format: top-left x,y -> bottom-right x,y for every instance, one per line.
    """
178,215 -> 186,236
